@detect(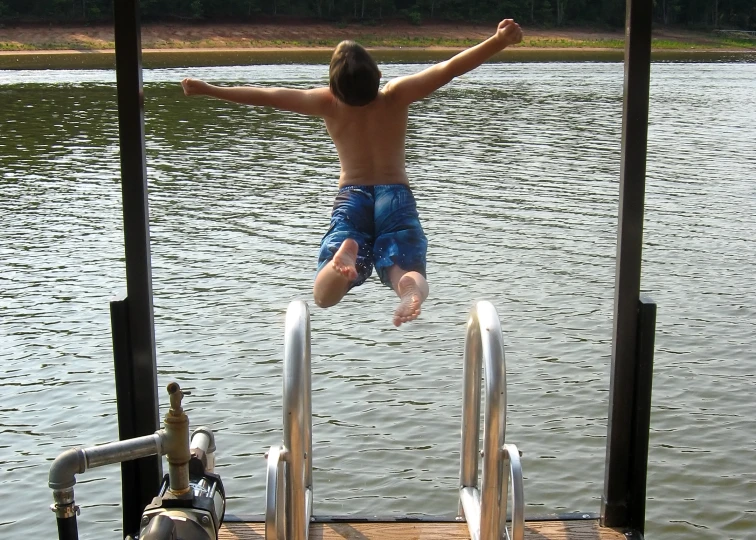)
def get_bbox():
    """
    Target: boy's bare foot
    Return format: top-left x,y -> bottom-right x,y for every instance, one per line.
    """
393,273 -> 426,327
332,239 -> 358,282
